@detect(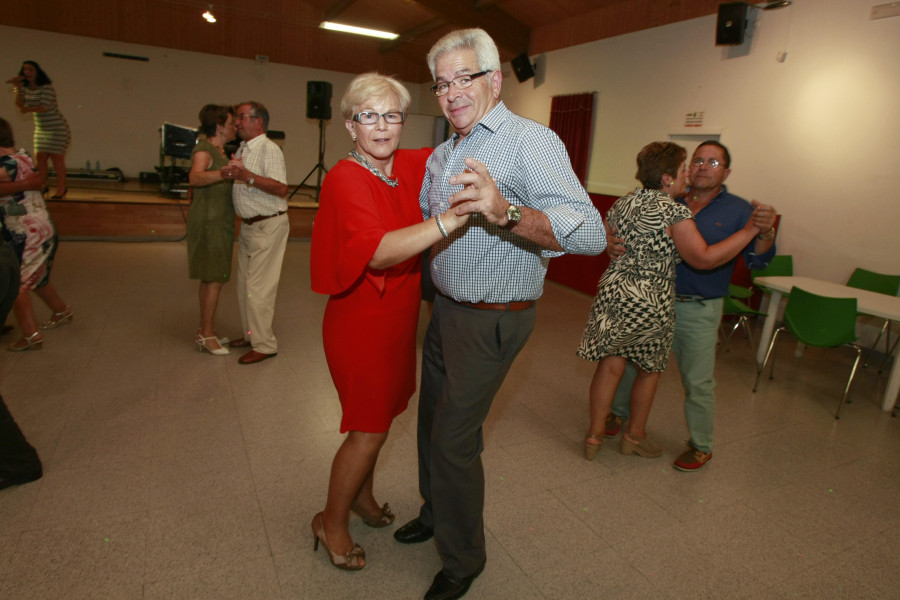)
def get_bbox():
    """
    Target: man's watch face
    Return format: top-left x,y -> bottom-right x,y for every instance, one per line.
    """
506,205 -> 522,224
